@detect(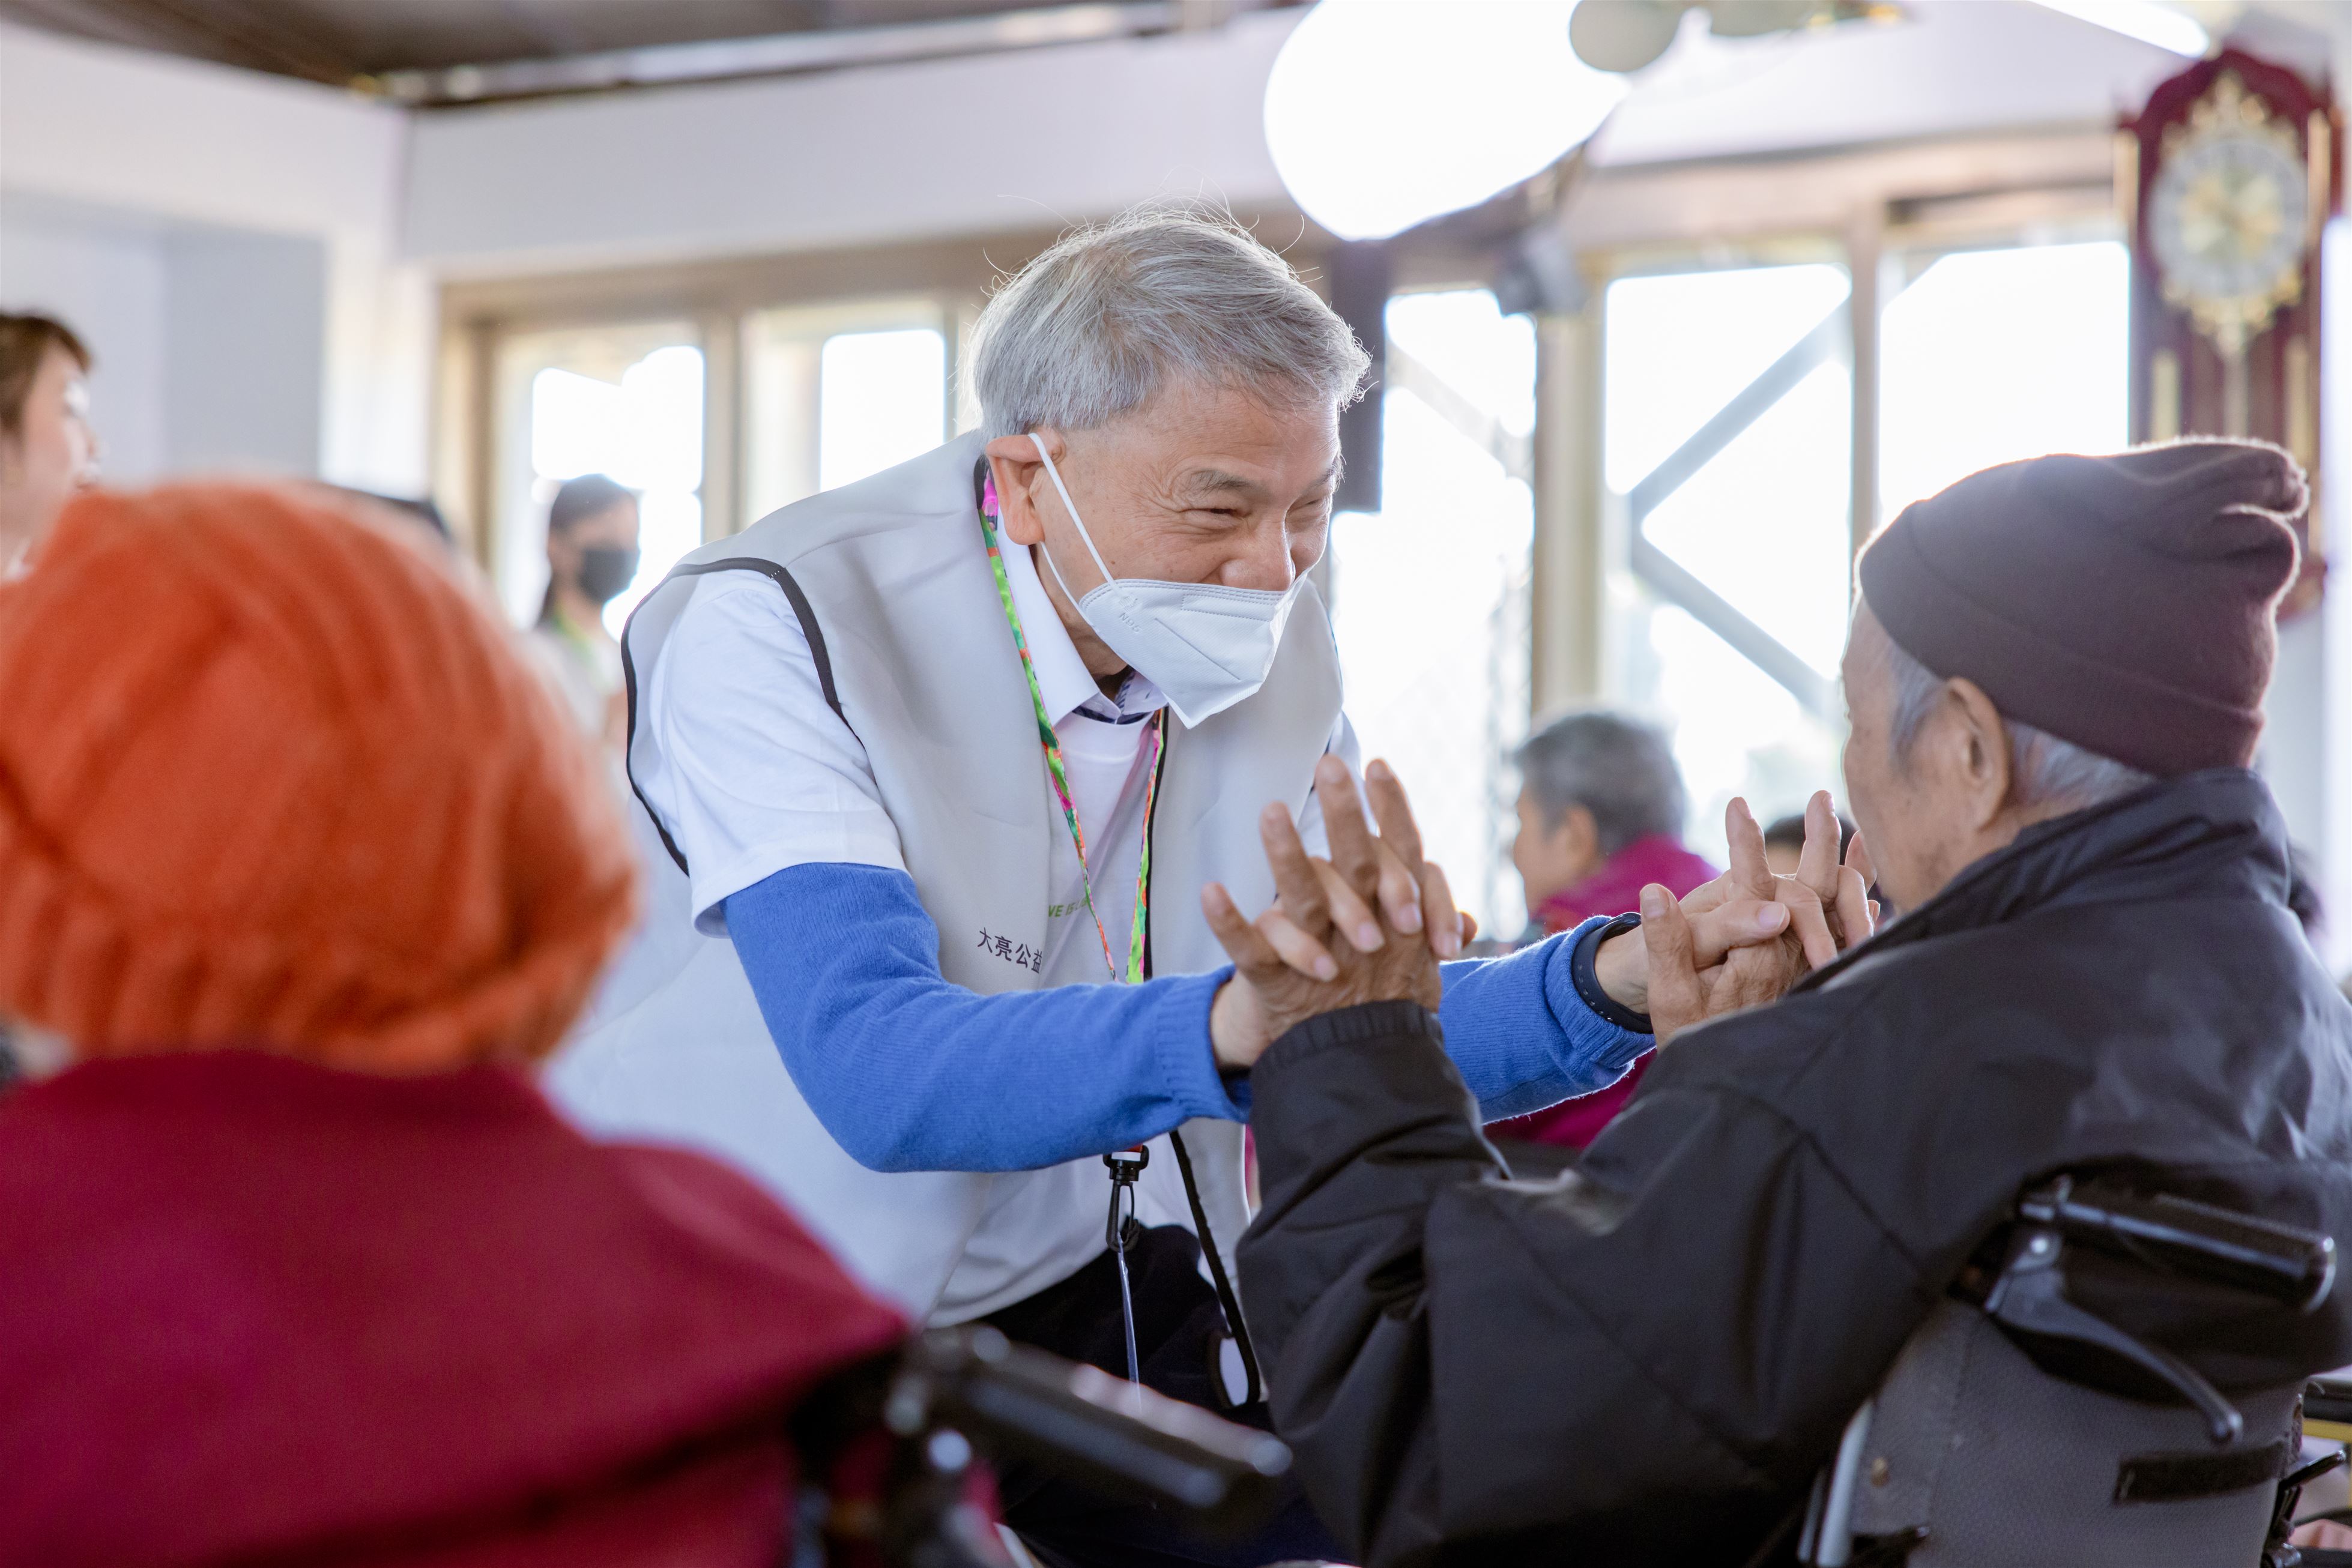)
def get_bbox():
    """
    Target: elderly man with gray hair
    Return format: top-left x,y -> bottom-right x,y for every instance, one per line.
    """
1211,439 -> 2352,1564
552,207 -> 1813,1567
